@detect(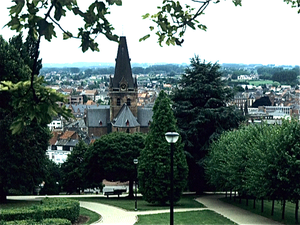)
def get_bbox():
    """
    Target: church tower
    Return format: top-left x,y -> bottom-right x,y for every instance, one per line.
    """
109,36 -> 138,125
